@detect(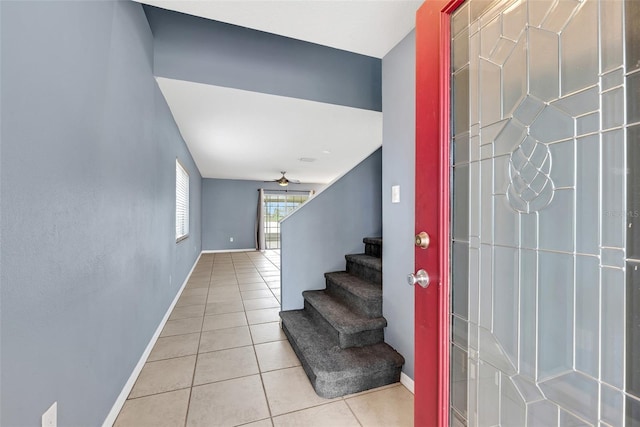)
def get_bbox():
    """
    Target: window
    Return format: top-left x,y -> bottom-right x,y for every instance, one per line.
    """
176,159 -> 189,241
264,193 -> 309,249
